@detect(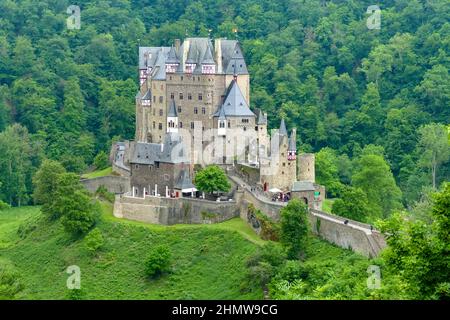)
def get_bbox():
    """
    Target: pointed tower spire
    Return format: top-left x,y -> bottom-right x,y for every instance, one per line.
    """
167,99 -> 178,133
279,118 -> 287,136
